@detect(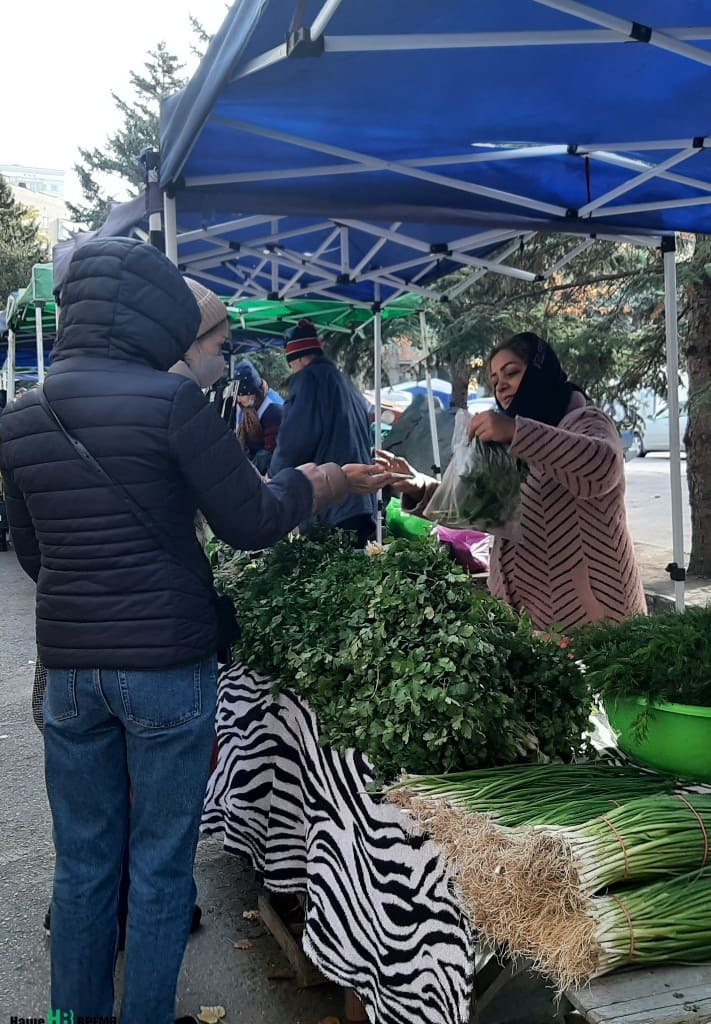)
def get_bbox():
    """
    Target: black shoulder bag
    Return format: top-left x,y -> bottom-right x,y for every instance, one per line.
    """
38,388 -> 239,664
